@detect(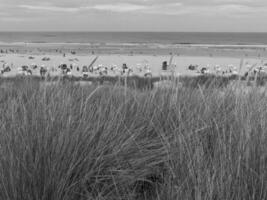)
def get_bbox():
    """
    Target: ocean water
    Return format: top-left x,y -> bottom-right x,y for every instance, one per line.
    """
0,32 -> 267,45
